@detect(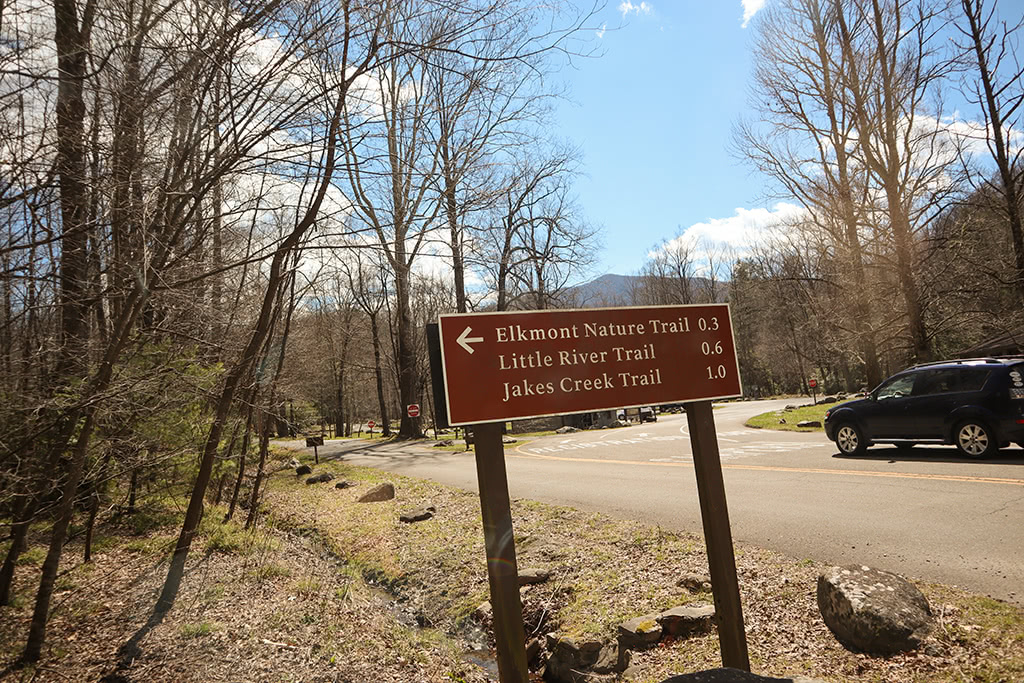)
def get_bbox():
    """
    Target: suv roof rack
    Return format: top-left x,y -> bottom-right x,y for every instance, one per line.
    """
910,357 -> 1021,369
